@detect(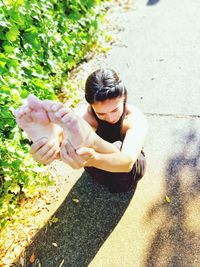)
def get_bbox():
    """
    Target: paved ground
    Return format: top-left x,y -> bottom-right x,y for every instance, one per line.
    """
25,0 -> 200,266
